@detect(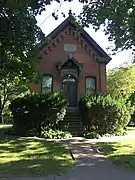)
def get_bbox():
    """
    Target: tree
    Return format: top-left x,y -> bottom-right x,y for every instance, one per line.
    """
0,0 -> 45,76
0,0 -> 45,123
0,76 -> 28,124
0,50 -> 42,123
107,63 -> 135,97
0,54 -> 42,124
78,0 -> 135,53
